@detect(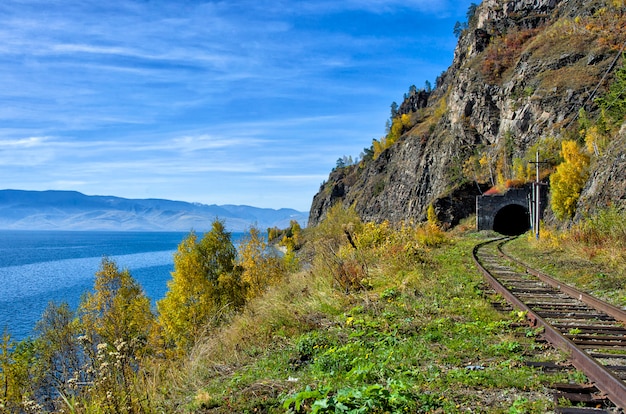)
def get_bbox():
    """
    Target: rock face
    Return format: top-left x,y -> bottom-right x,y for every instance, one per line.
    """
309,0 -> 626,227
576,123 -> 626,218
